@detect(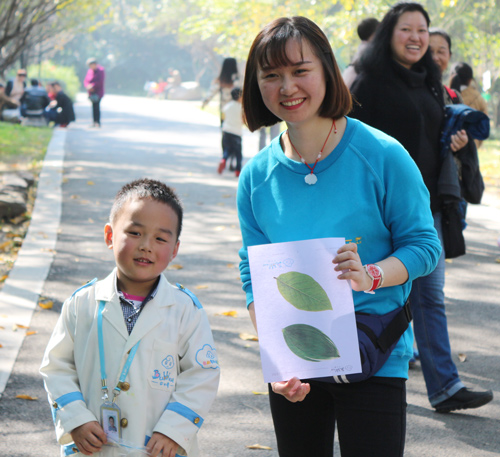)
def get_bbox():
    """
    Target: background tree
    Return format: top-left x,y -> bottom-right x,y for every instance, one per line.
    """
0,0 -> 106,77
